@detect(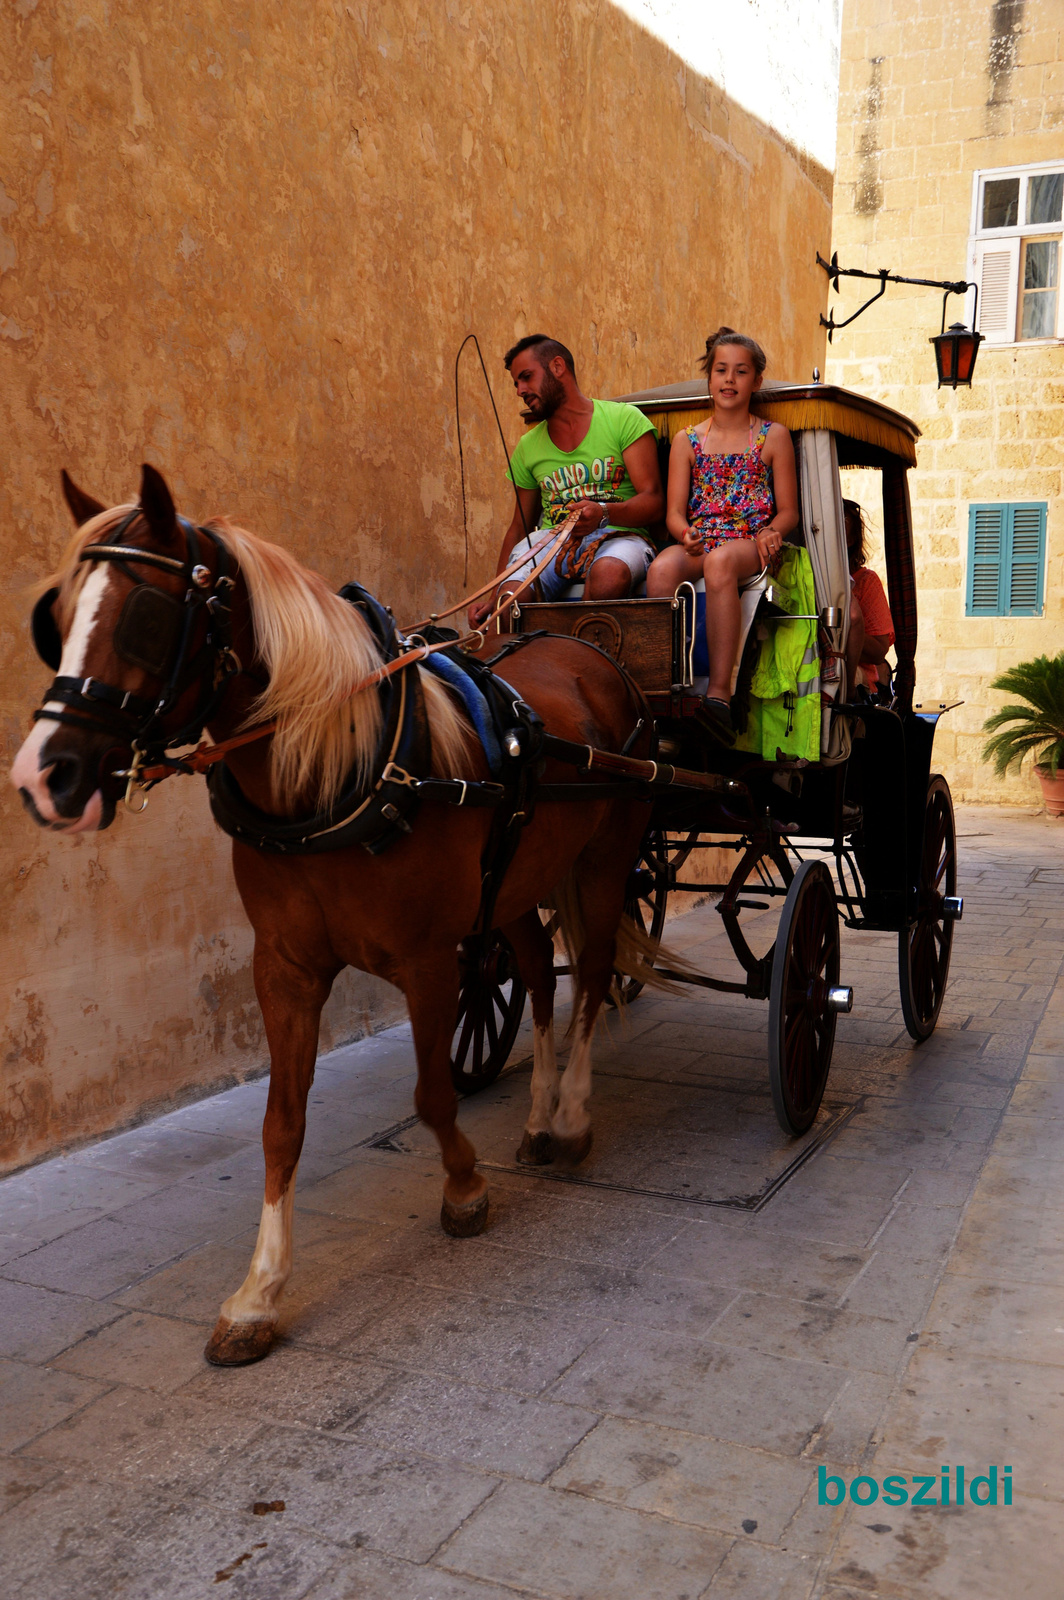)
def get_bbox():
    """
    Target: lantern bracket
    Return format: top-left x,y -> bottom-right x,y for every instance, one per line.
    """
817,252 -> 976,341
